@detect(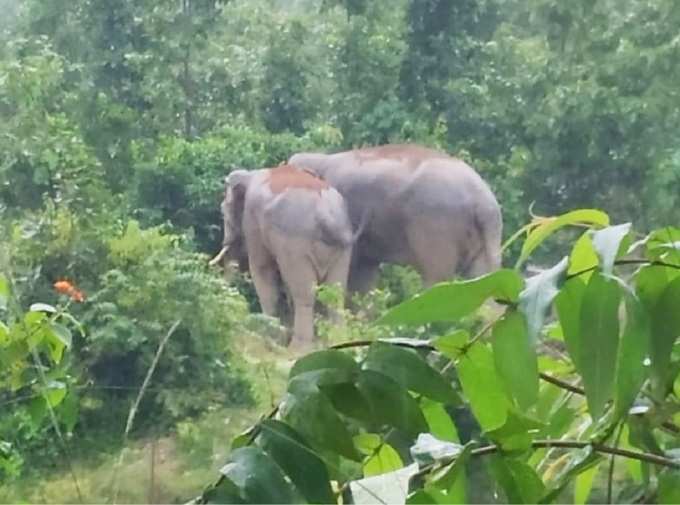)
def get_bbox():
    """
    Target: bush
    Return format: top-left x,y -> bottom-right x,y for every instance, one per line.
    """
130,124 -> 315,253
